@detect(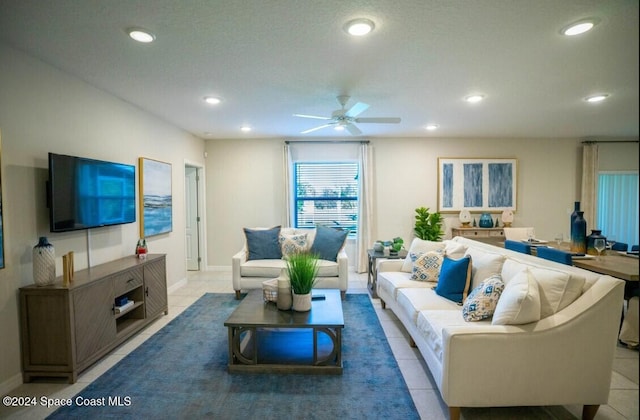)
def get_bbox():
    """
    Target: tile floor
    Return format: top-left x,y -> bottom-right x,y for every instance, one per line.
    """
1,269 -> 638,419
